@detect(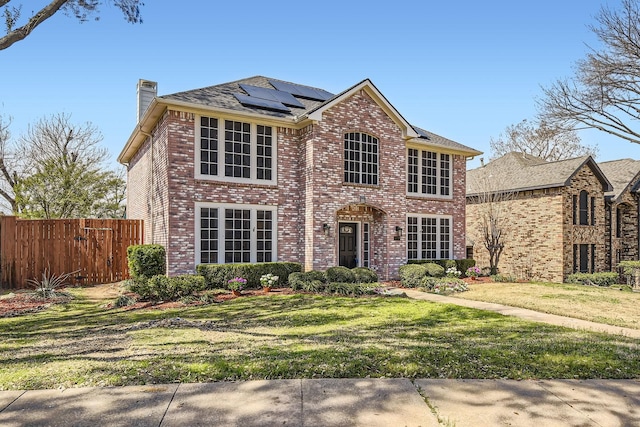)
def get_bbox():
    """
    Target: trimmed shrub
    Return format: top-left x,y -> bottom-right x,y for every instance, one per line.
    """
398,264 -> 427,288
196,262 -> 302,289
456,259 -> 476,275
127,244 -> 166,280
128,274 -> 206,302
324,282 -> 377,296
352,267 -> 378,283
326,266 -> 356,283
288,270 -> 326,291
423,262 -> 445,277
301,280 -> 326,293
566,272 -> 619,287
